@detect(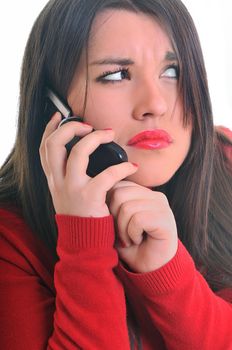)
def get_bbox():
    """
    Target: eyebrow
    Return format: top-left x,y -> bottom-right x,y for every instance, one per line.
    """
90,51 -> 178,66
165,51 -> 177,61
90,58 -> 134,66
